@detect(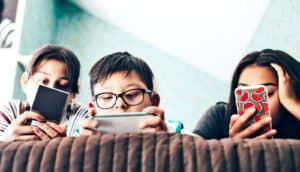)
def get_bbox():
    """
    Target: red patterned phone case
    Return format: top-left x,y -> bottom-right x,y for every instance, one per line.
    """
234,85 -> 272,135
